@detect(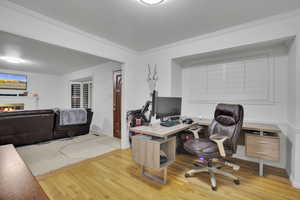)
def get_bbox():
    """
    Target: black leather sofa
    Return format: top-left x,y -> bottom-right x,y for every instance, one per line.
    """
0,109 -> 93,147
